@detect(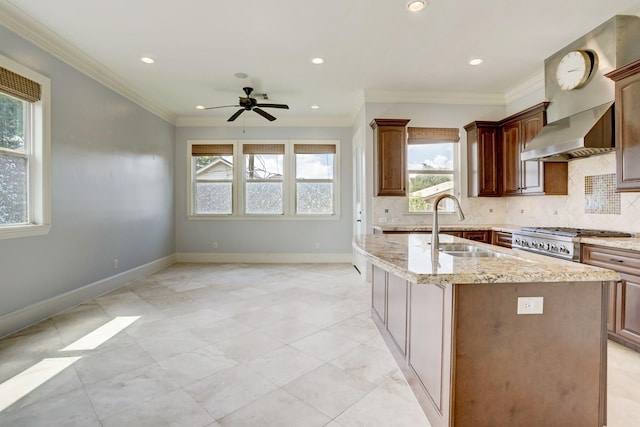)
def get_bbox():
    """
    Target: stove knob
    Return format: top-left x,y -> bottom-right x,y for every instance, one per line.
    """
532,241 -> 539,248
544,243 -> 551,250
551,244 -> 558,251
514,238 -> 521,245
559,245 -> 567,253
